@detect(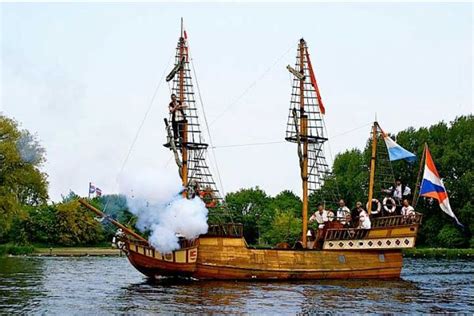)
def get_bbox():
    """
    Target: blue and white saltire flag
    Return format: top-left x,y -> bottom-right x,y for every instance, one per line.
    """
380,129 -> 416,162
